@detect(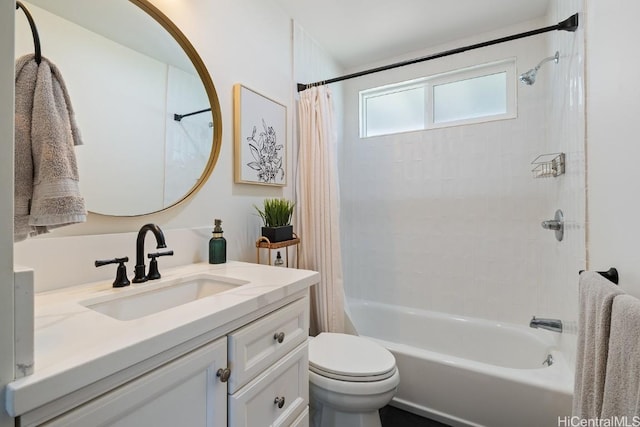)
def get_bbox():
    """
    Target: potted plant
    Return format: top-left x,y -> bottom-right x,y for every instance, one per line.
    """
254,198 -> 295,242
